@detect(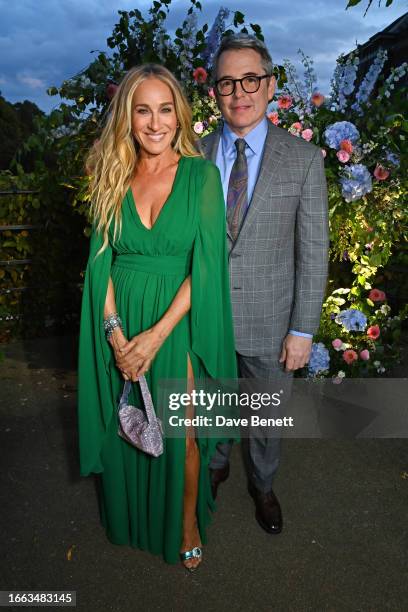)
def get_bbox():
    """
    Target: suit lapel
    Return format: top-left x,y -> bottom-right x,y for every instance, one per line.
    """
235,122 -> 291,244
201,128 -> 234,239
200,129 -> 221,163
